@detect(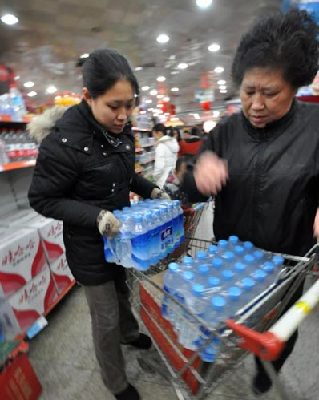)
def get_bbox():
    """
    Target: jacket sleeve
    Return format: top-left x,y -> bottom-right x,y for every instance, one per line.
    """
130,173 -> 158,199
153,144 -> 166,184
28,134 -> 102,228
180,129 -> 216,203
